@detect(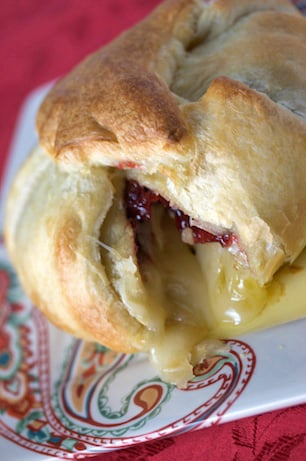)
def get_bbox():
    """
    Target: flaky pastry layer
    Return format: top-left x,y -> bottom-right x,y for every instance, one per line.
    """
36,0 -> 306,283
5,147 -> 148,352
